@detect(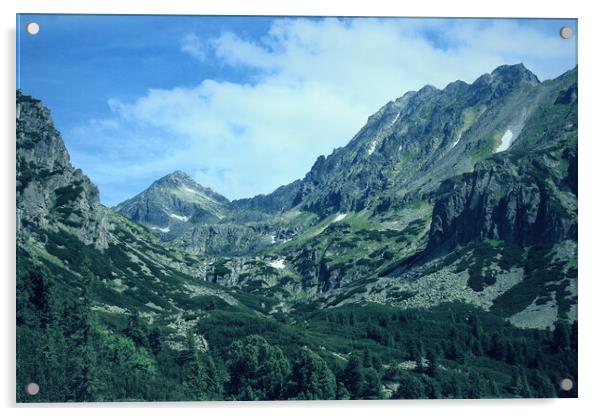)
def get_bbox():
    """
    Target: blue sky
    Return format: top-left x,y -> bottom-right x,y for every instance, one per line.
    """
17,15 -> 577,206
